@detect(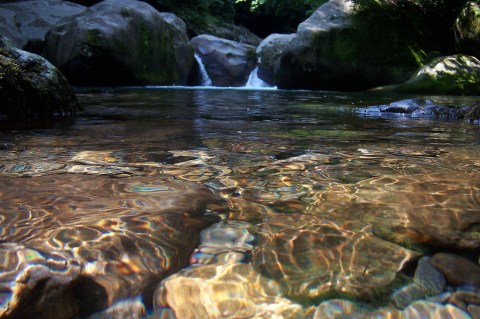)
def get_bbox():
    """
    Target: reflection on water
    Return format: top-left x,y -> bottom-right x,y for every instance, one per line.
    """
0,88 -> 479,318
